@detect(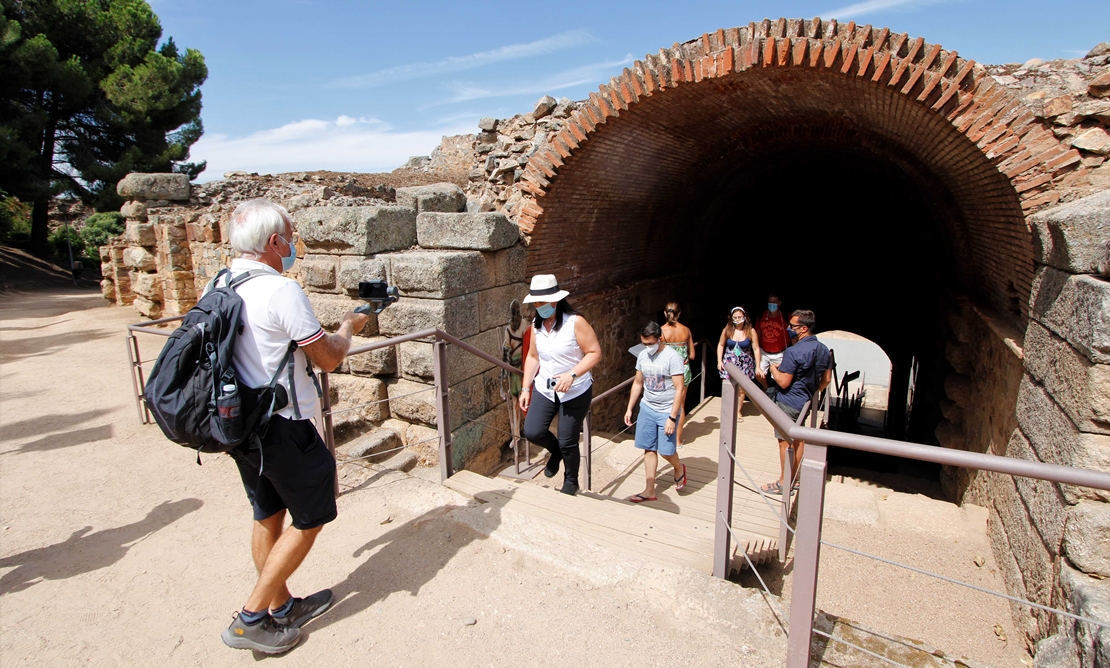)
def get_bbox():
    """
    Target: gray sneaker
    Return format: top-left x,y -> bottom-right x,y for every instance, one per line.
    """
272,589 -> 334,629
221,612 -> 301,654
